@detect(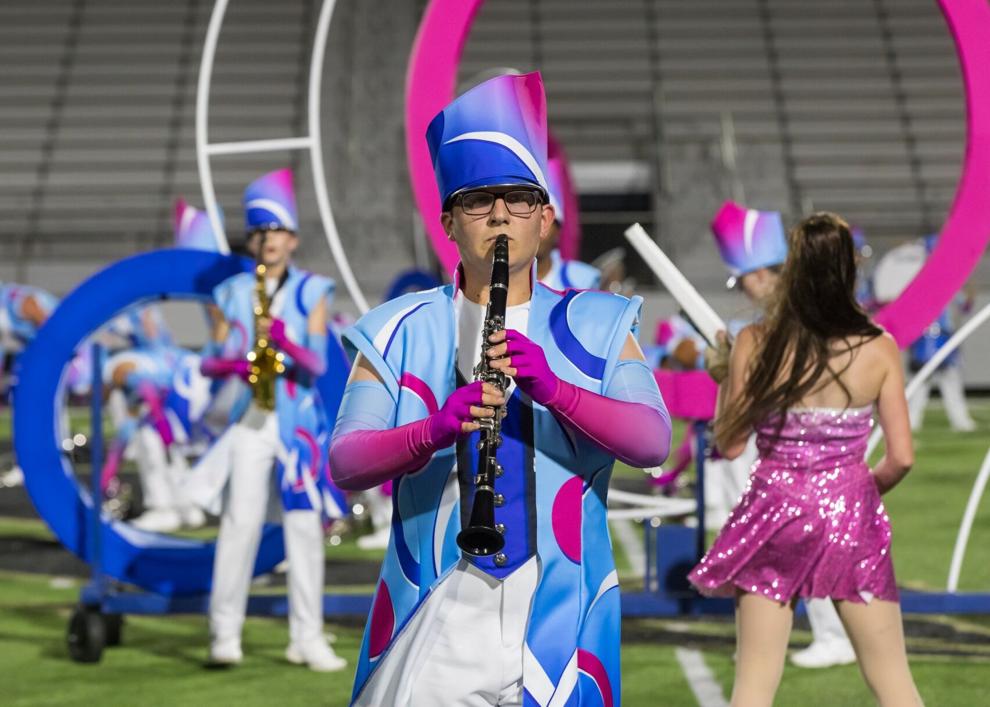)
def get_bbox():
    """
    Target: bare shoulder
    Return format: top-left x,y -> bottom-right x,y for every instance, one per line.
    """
734,323 -> 763,351
860,330 -> 900,362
